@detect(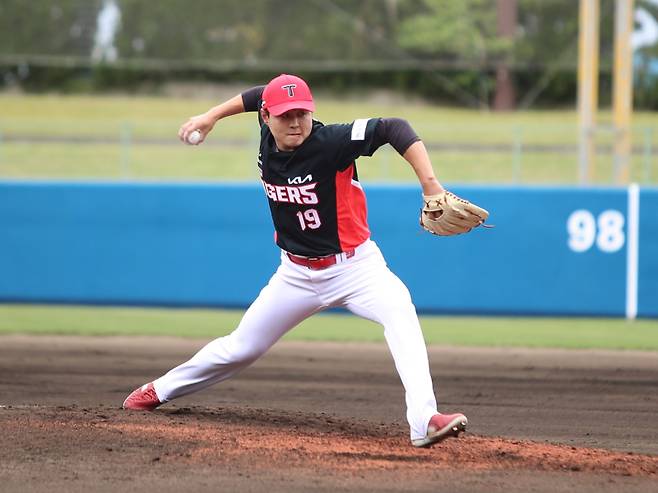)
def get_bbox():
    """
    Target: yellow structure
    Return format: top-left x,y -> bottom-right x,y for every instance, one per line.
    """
613,0 -> 635,184
578,0 -> 600,184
